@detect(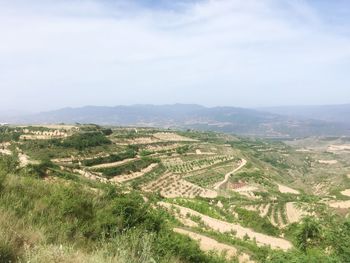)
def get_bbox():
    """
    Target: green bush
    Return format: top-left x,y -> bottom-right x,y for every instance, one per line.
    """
0,127 -> 21,142
53,132 -> 111,150
234,207 -> 280,236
